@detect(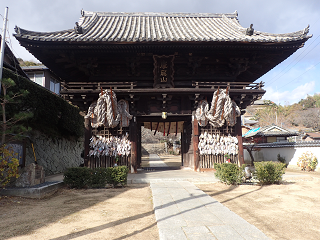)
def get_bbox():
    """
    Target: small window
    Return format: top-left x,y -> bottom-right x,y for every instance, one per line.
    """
50,78 -> 60,94
276,136 -> 287,142
28,72 -> 44,86
35,73 -> 44,85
